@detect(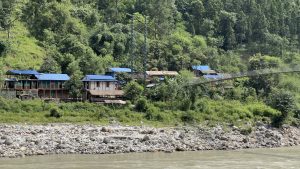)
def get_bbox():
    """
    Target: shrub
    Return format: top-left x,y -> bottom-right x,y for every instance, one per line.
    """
135,97 -> 149,112
240,126 -> 253,135
247,103 -> 280,117
0,41 -> 6,56
0,97 -> 10,111
145,106 -> 163,121
49,108 -> 62,118
124,81 -> 144,103
267,89 -> 295,121
181,111 -> 196,123
178,99 -> 192,111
